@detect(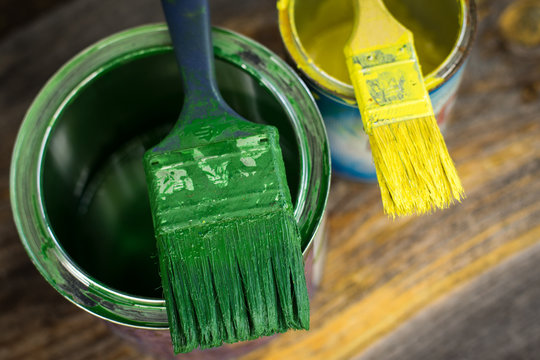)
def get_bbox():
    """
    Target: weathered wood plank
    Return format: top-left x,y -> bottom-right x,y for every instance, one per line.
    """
1,0 -> 539,359
356,241 -> 540,360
